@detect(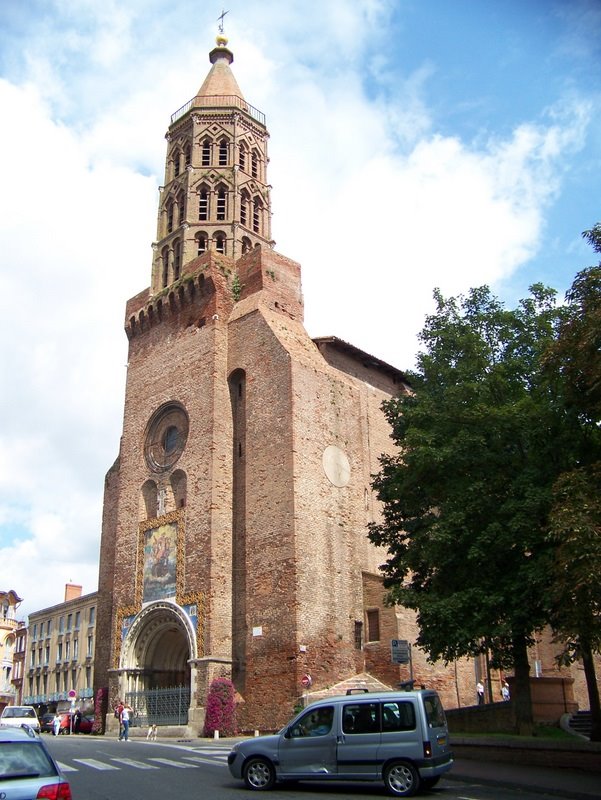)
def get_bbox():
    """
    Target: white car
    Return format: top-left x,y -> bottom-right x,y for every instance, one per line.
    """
0,705 -> 41,733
